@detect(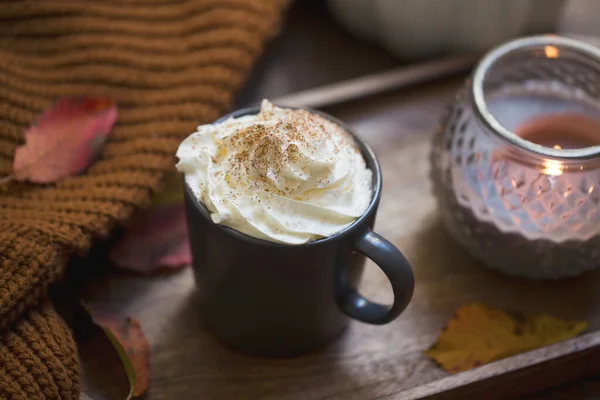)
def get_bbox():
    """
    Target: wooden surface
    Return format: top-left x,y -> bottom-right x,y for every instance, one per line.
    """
233,0 -> 401,108
81,1 -> 600,399
81,80 -> 600,400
